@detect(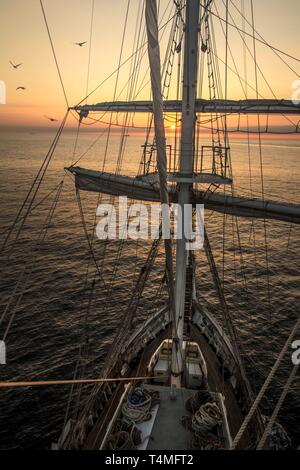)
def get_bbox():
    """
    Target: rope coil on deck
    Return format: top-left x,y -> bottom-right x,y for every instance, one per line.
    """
105,419 -> 142,450
191,402 -> 223,433
104,387 -> 160,450
182,394 -> 224,450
